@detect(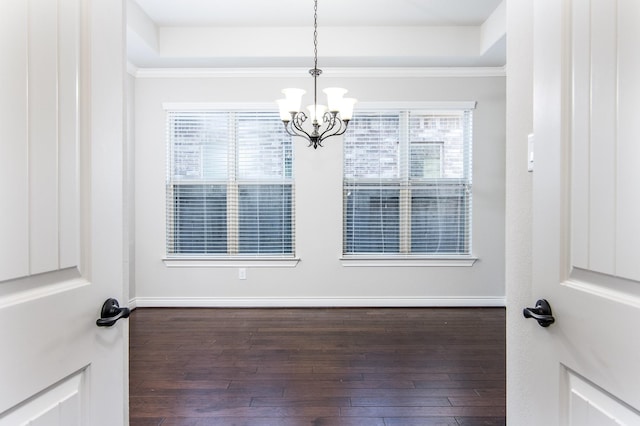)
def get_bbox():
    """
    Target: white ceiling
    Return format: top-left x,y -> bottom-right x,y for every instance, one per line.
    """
127,0 -> 505,69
